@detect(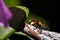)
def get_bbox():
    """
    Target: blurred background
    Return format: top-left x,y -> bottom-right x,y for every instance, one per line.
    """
4,0 -> 60,33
